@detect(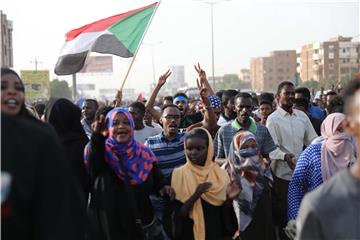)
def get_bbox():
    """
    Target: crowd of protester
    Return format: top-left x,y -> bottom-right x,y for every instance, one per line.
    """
1,65 -> 360,240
